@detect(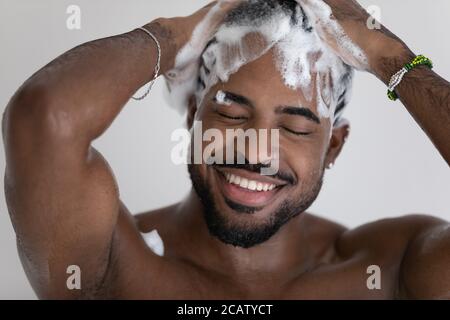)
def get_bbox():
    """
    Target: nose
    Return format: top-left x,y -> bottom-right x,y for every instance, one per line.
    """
224,118 -> 279,167
248,128 -> 278,166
